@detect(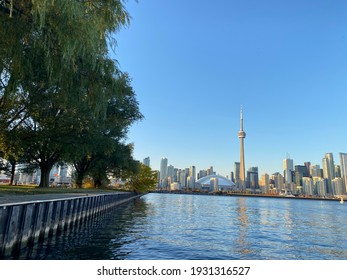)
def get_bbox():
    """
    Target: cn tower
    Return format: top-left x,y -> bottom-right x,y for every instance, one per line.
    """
238,106 -> 246,190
